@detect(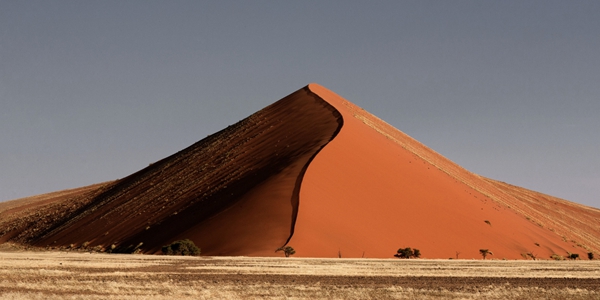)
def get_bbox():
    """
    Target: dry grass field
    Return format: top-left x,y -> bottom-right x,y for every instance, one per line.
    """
0,248 -> 599,299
